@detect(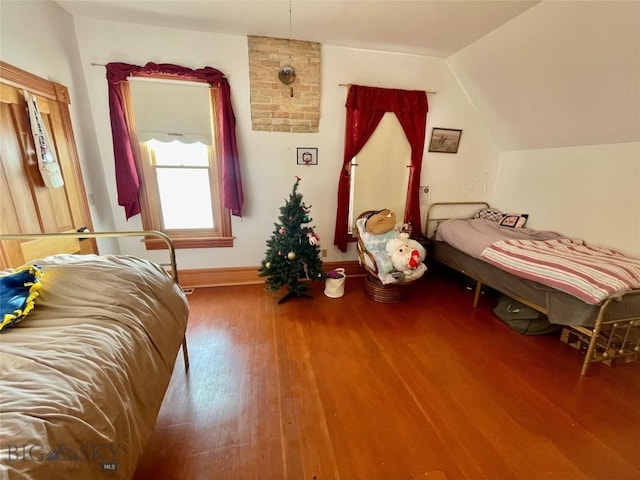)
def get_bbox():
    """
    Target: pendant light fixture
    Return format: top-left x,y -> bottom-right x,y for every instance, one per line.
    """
278,0 -> 296,97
